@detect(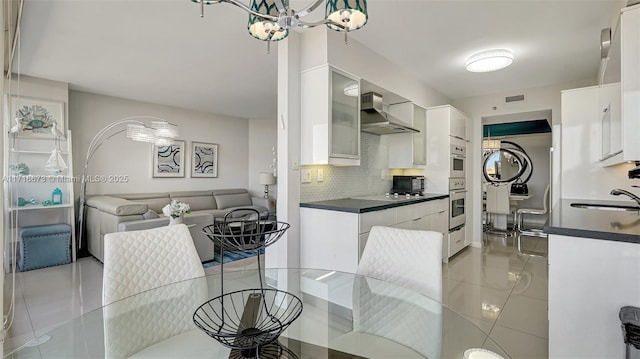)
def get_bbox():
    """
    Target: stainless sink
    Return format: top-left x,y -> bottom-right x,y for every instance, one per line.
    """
570,202 -> 640,212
